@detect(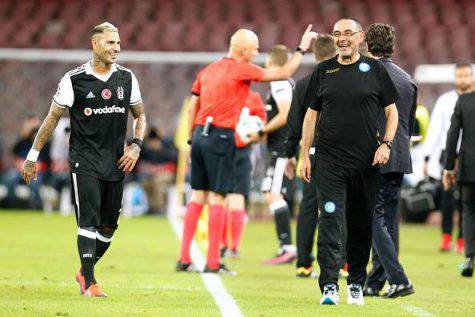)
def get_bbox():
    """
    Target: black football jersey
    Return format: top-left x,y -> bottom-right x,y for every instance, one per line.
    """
265,79 -> 294,154
53,61 -> 142,181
